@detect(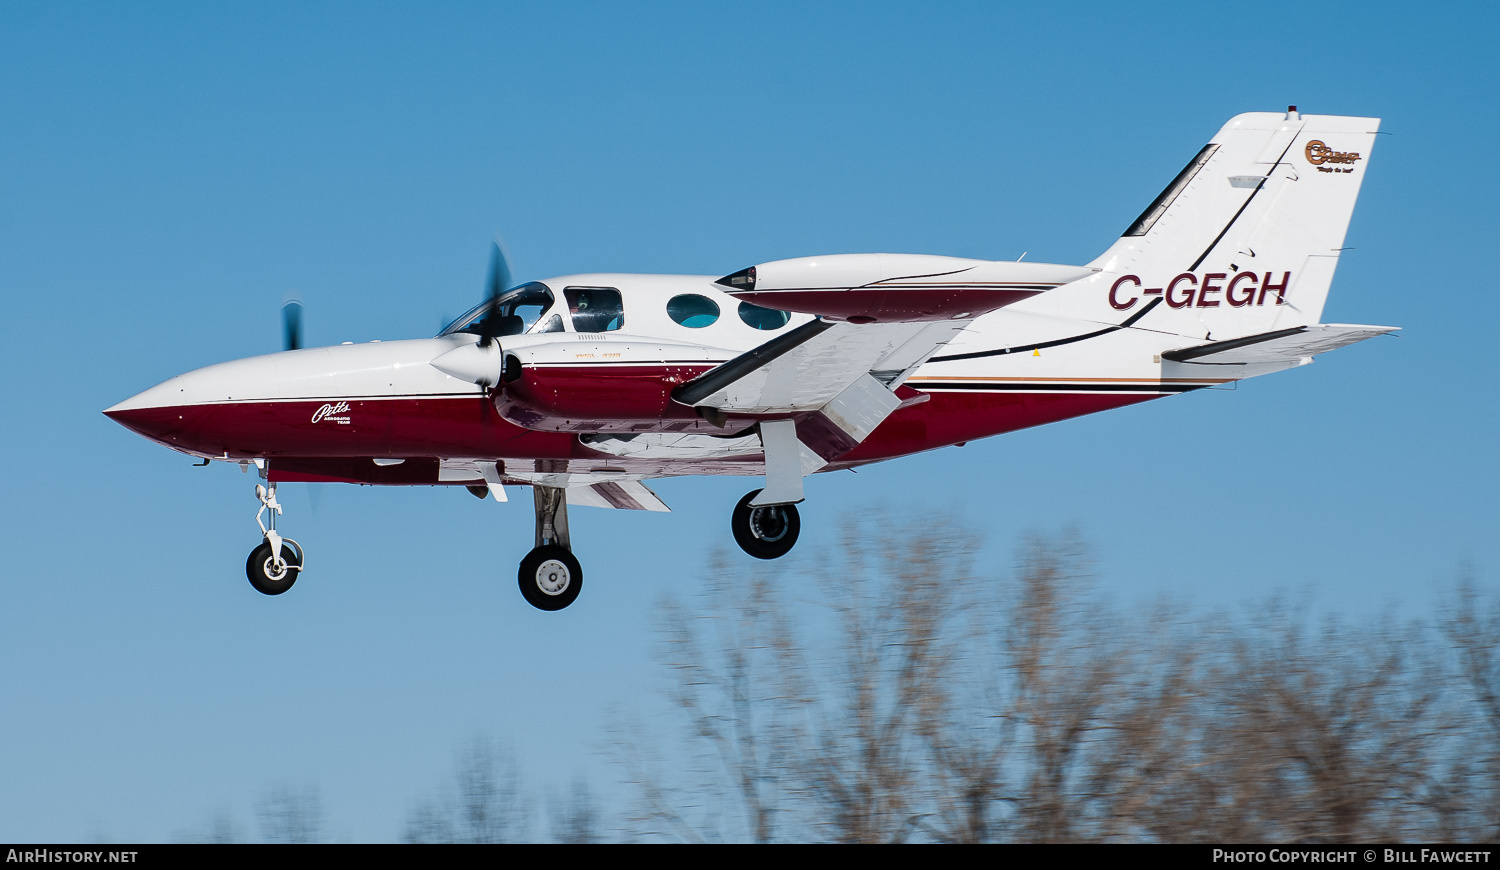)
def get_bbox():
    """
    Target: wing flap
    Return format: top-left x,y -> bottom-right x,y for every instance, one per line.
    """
501,469 -> 672,511
564,479 -> 670,512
